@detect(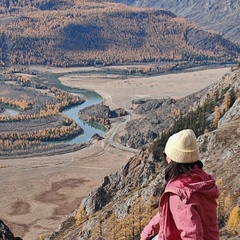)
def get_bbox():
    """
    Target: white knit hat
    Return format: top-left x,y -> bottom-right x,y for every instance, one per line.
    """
164,129 -> 199,163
